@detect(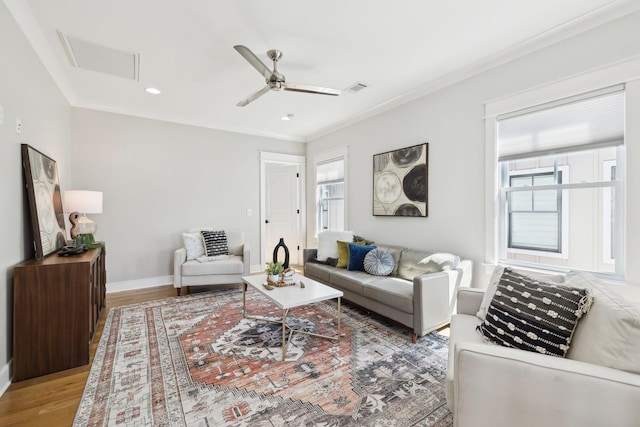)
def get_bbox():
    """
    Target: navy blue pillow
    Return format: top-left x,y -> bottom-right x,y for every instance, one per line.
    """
347,244 -> 377,271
